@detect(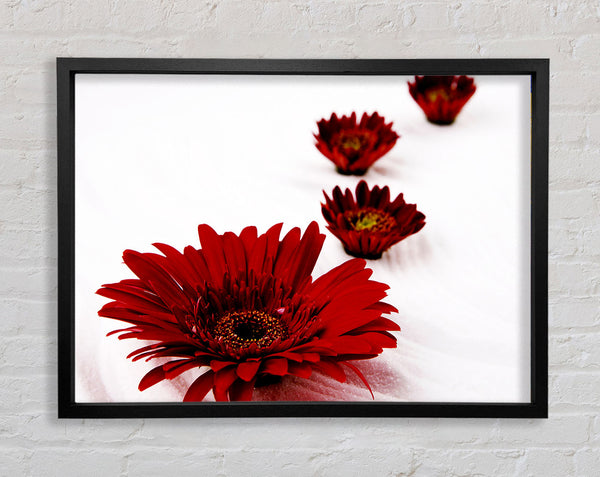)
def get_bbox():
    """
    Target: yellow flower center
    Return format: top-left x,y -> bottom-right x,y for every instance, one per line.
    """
339,134 -> 362,150
335,131 -> 374,153
426,87 -> 451,102
213,310 -> 287,350
345,208 -> 396,233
